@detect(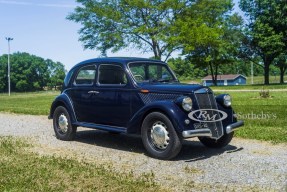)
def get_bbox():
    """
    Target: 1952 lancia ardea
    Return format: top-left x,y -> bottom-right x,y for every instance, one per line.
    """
49,57 -> 243,159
